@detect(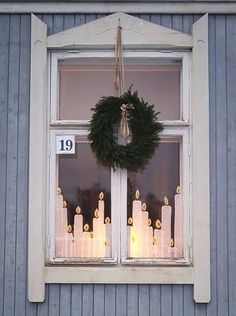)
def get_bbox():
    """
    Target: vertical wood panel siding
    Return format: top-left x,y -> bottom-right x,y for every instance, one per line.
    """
0,13 -> 235,316
226,16 -> 236,316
